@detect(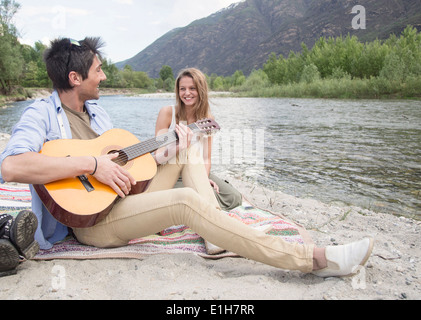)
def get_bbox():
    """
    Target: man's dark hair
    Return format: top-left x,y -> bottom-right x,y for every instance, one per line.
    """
44,37 -> 105,92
